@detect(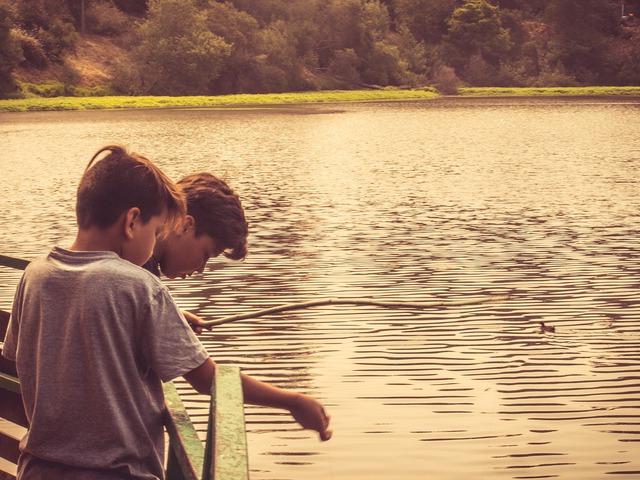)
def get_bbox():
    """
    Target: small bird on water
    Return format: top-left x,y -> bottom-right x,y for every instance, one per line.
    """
539,322 -> 556,333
